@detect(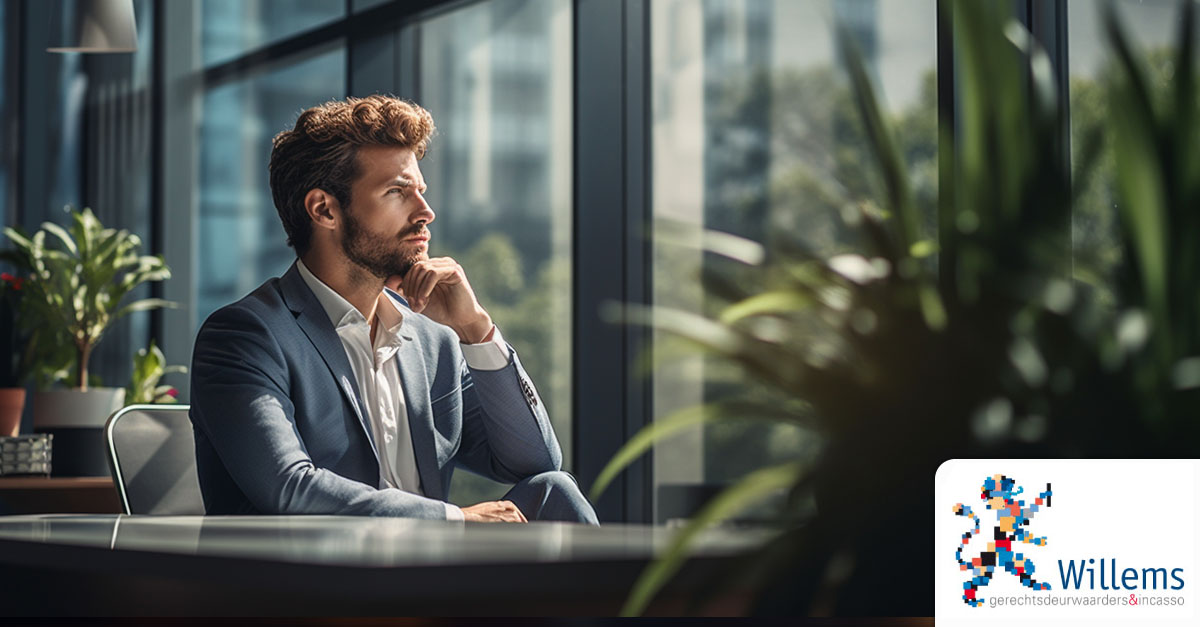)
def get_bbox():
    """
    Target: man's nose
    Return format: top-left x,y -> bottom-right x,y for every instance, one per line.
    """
413,191 -> 435,225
